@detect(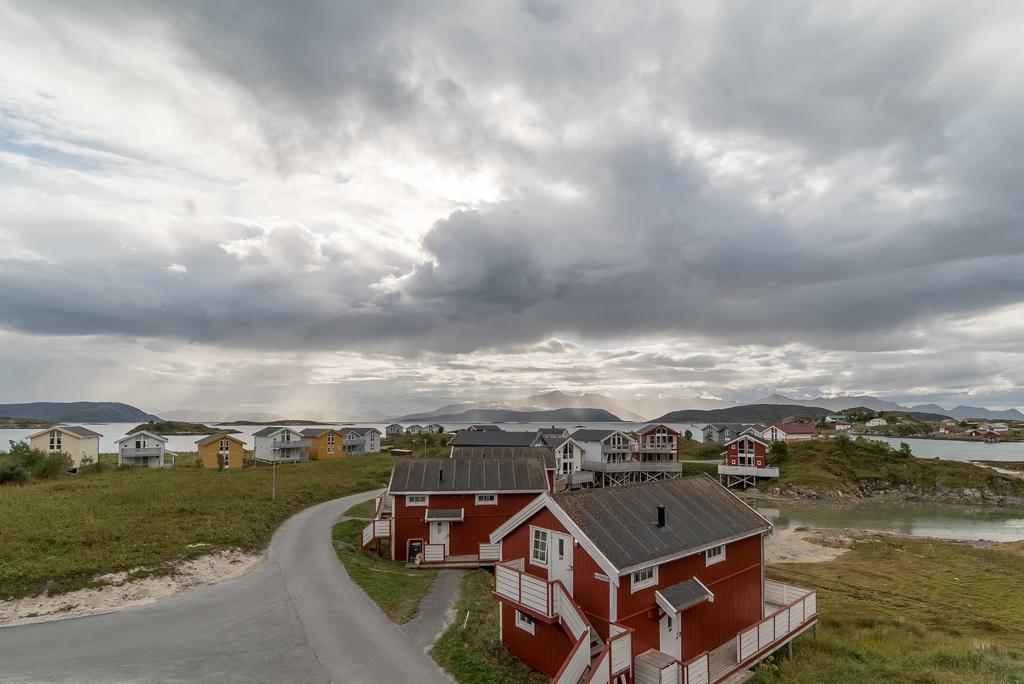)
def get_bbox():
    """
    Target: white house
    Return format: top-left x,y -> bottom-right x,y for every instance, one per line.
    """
761,423 -> 817,442
866,418 -> 887,428
253,426 -> 310,462
26,425 -> 101,470
426,423 -> 445,434
406,424 -> 425,435
116,430 -> 175,468
341,427 -> 382,455
385,423 -> 405,437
